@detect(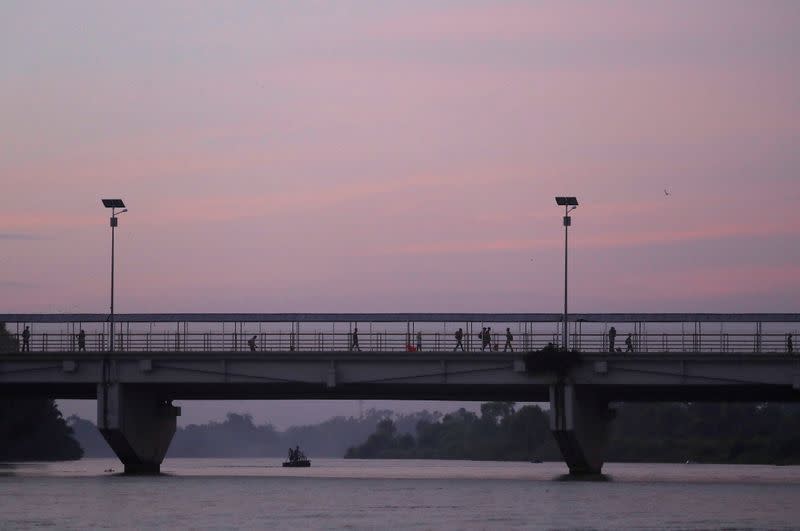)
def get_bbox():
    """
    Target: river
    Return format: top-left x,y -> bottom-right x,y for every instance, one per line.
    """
1,459 -> 798,529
